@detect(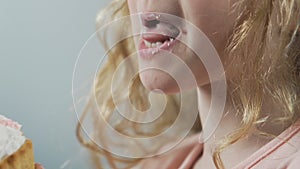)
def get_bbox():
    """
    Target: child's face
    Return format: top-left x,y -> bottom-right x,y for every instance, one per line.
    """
127,0 -> 237,93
